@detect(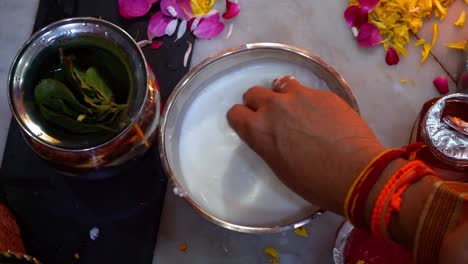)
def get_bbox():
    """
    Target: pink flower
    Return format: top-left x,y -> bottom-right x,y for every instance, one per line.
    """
147,11 -> 178,40
433,76 -> 449,94
357,23 -> 382,47
192,10 -> 225,39
160,0 -> 193,20
223,0 -> 240,19
385,46 -> 399,65
118,0 -> 158,18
